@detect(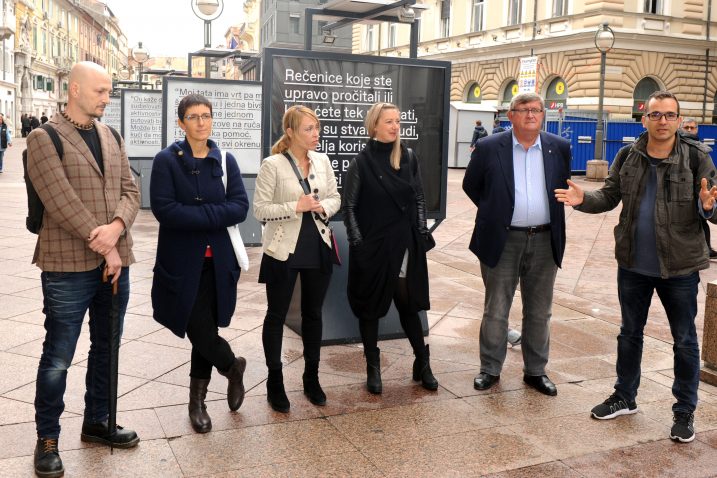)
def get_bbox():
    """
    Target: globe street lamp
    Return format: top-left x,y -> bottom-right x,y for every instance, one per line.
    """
132,42 -> 149,89
191,0 -> 224,78
593,22 -> 615,163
